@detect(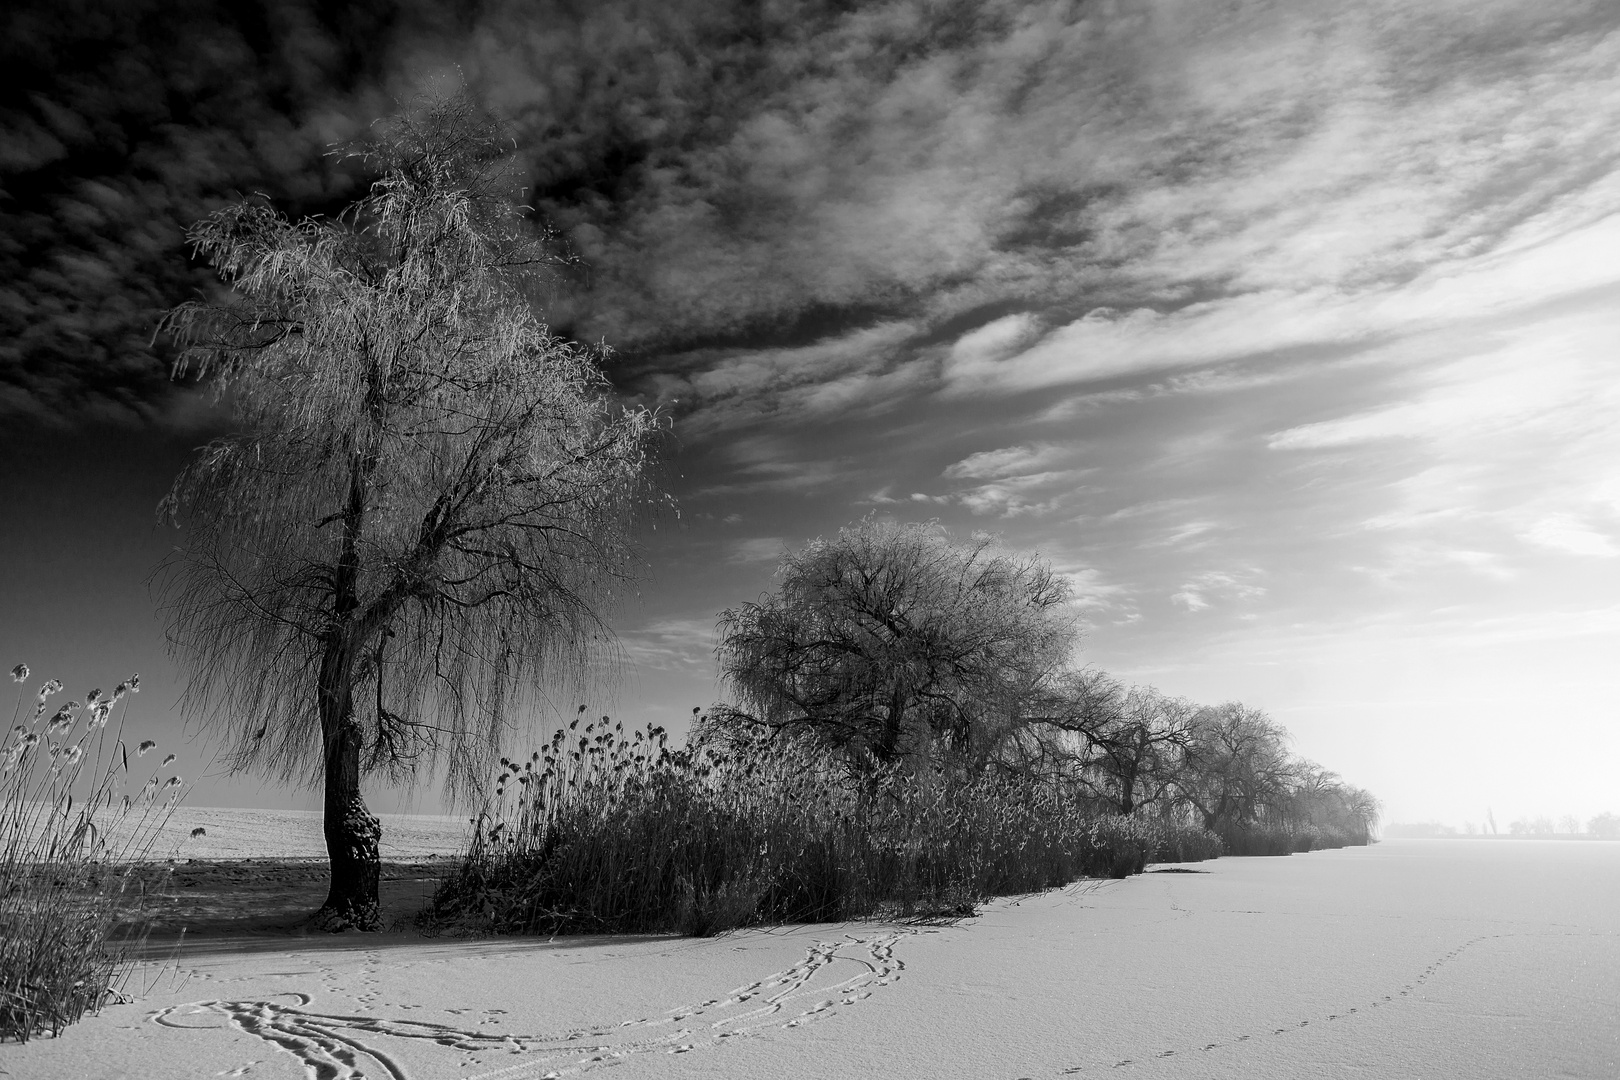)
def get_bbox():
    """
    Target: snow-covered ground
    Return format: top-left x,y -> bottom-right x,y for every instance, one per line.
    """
5,839 -> 1616,1079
